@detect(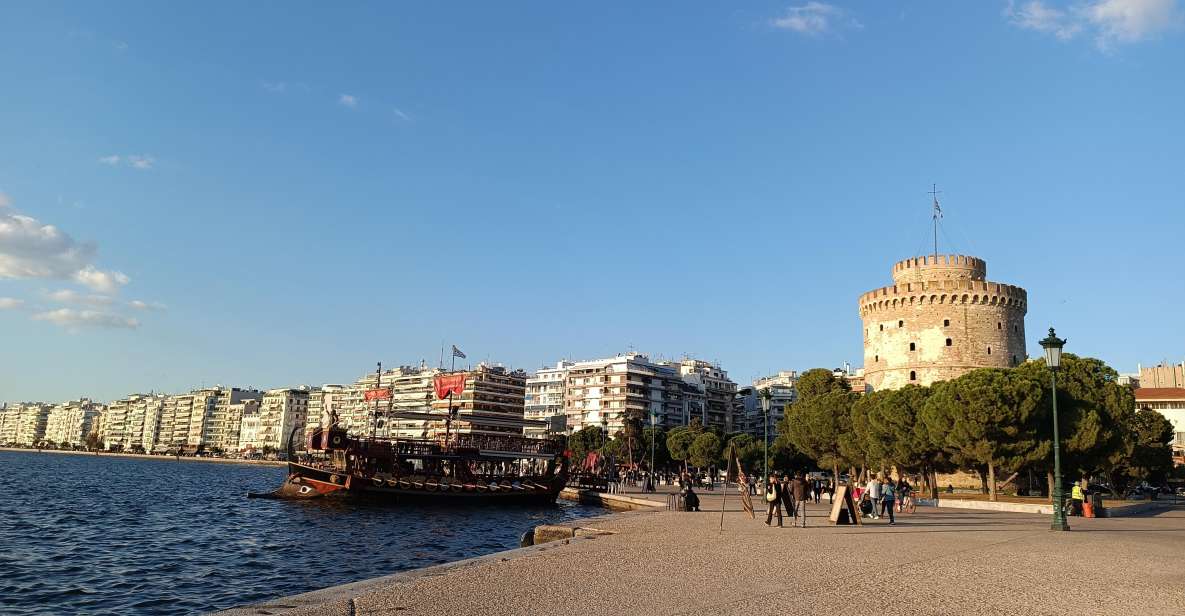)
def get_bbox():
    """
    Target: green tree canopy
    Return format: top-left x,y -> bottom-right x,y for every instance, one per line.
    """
795,368 -> 851,401
666,424 -> 701,471
919,368 -> 1044,501
781,388 -> 857,481
688,432 -> 723,470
